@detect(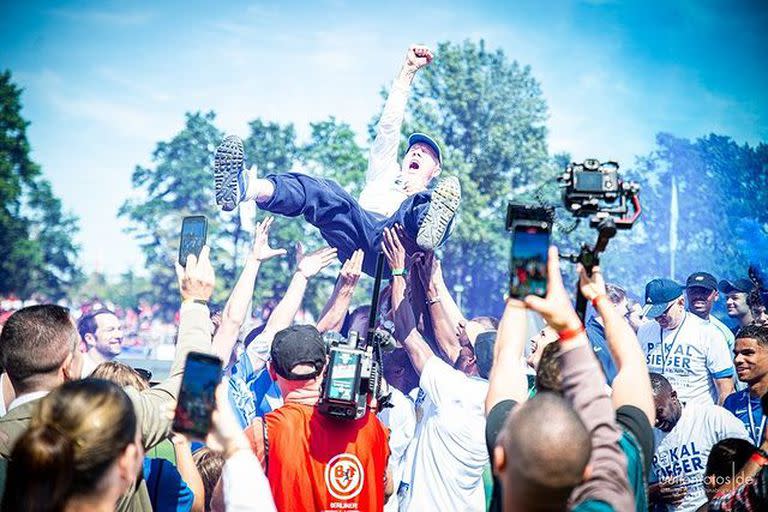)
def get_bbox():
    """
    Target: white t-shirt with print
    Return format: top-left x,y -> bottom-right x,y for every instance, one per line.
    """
398,356 -> 489,512
638,312 -> 734,406
651,403 -> 749,512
